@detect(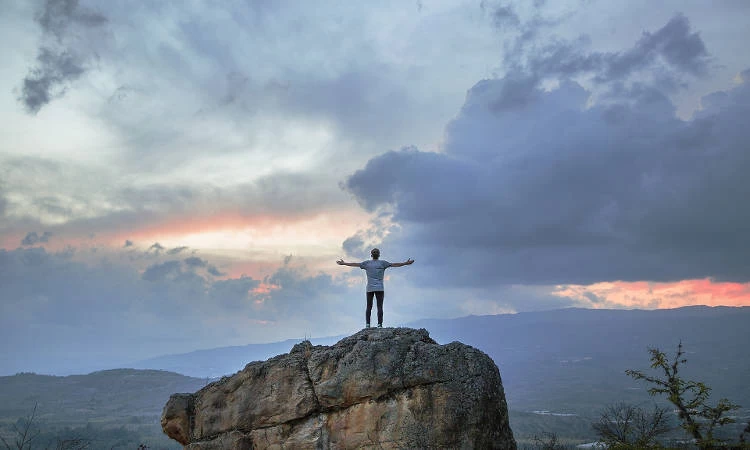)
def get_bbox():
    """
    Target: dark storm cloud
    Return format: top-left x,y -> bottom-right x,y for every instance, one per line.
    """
207,277 -> 259,311
21,231 -> 53,246
143,256 -> 225,283
344,16 -> 750,286
496,9 -> 709,92
18,0 -> 107,113
148,242 -> 165,253
184,256 -> 207,268
167,246 -> 188,255
526,14 -> 710,83
340,212 -> 398,258
20,48 -> 86,114
492,1 -> 572,63
345,147 -> 477,214
342,234 -> 366,257
183,256 -> 224,276
492,5 -> 521,29
123,240 -> 133,247
36,0 -> 107,39
261,266 -> 350,320
603,13 -> 709,79
207,265 -> 225,277
583,13 -> 708,90
141,260 -> 182,282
